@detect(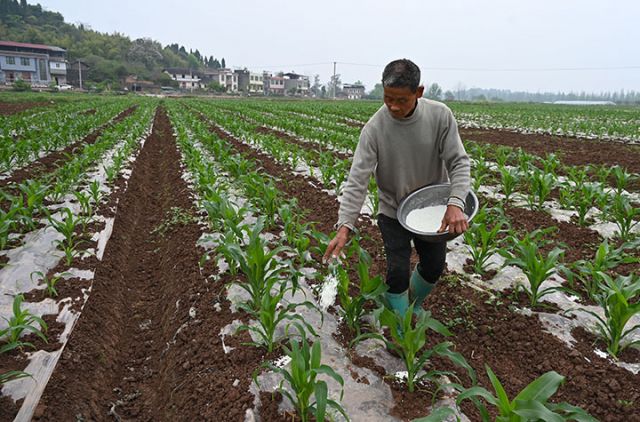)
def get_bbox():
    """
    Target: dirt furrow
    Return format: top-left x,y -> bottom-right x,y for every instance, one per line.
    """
35,106 -> 252,420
